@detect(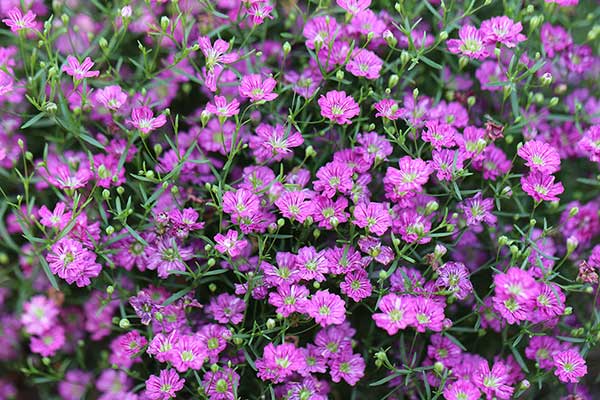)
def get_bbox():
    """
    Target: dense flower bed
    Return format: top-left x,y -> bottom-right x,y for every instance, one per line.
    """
0,0 -> 599,399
